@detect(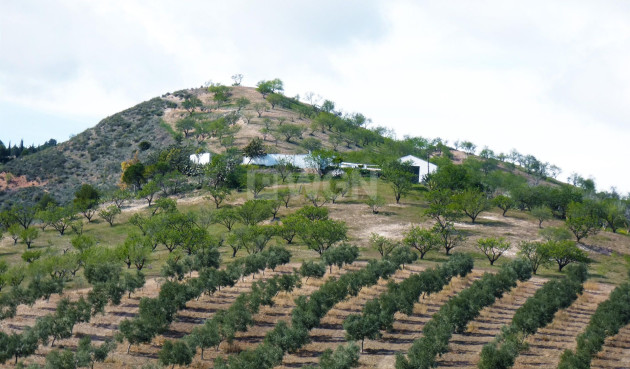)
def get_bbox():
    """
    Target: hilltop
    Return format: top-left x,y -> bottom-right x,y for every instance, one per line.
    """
0,85 -> 374,205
